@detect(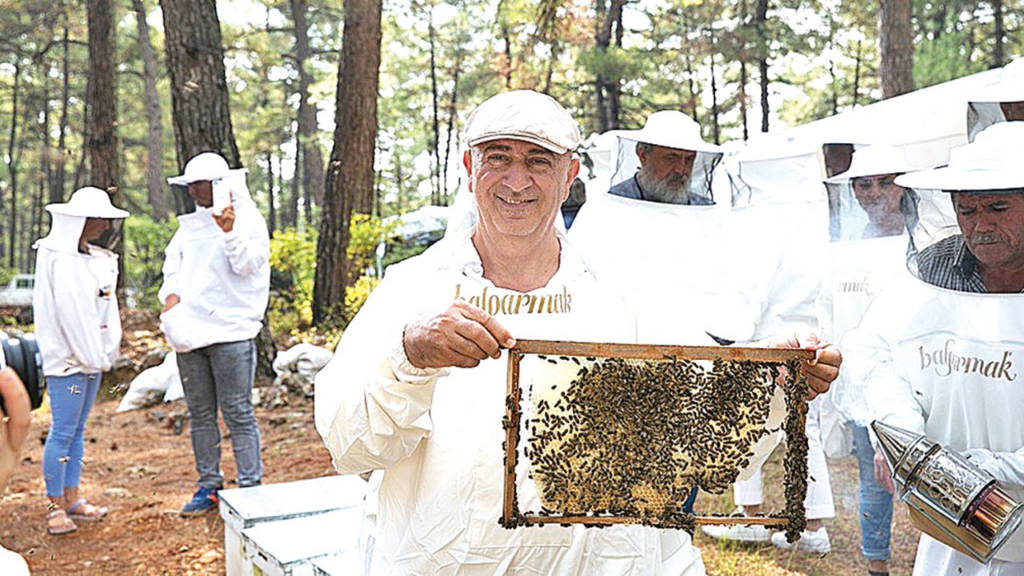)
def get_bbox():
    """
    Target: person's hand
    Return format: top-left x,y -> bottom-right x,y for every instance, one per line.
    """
402,301 -> 516,370
770,332 -> 841,400
874,447 -> 895,494
214,203 -> 235,233
0,368 -> 31,490
163,294 -> 180,313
